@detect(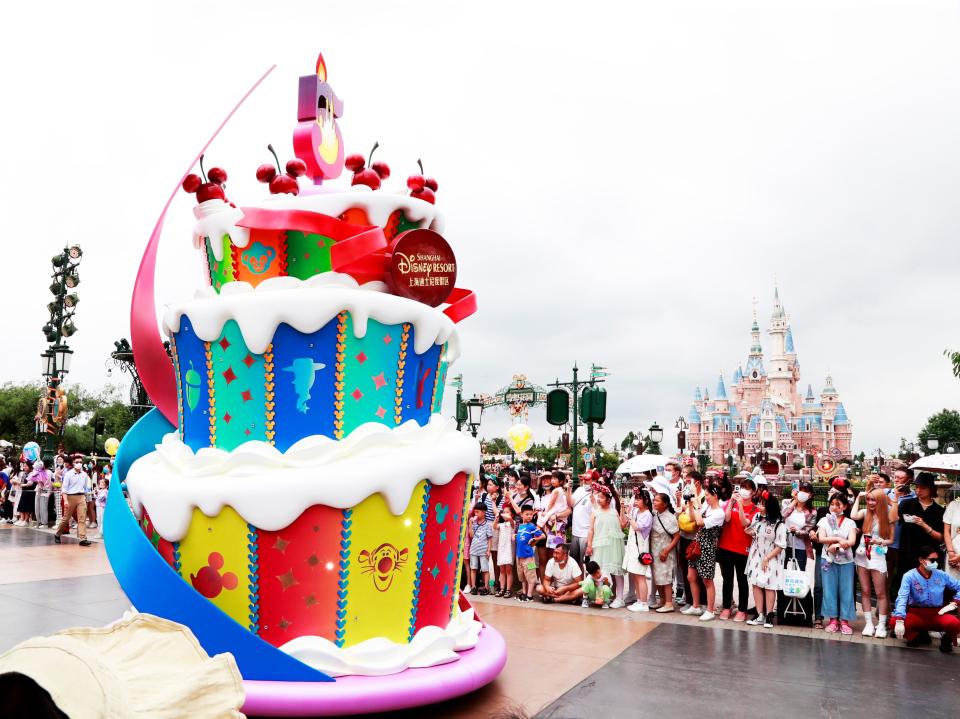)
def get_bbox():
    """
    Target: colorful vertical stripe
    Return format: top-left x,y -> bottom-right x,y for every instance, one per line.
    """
206,236 -> 234,291
339,317 -> 404,436
452,474 -> 473,620
398,343 -> 442,427
210,320 -> 267,450
411,473 -> 469,634
174,318 -> 211,452
335,509 -> 353,646
271,321 -> 339,451
340,488 -> 425,646
247,524 -> 260,633
393,324 -> 411,425
432,354 -> 450,415
408,484 -> 432,639
176,507 -> 251,628
333,313 -> 347,440
256,506 -> 344,648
